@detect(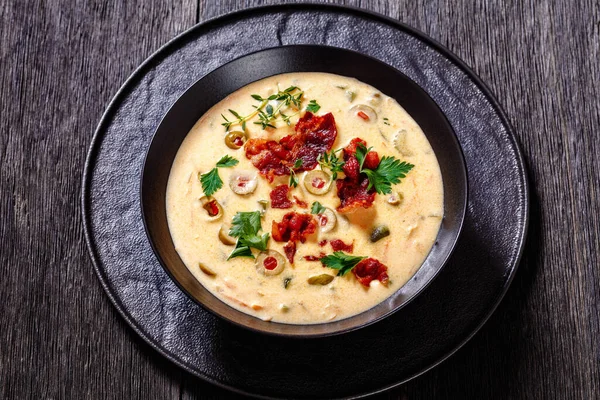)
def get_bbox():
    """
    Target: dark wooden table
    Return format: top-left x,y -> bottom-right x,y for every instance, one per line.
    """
1,1 -> 599,398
